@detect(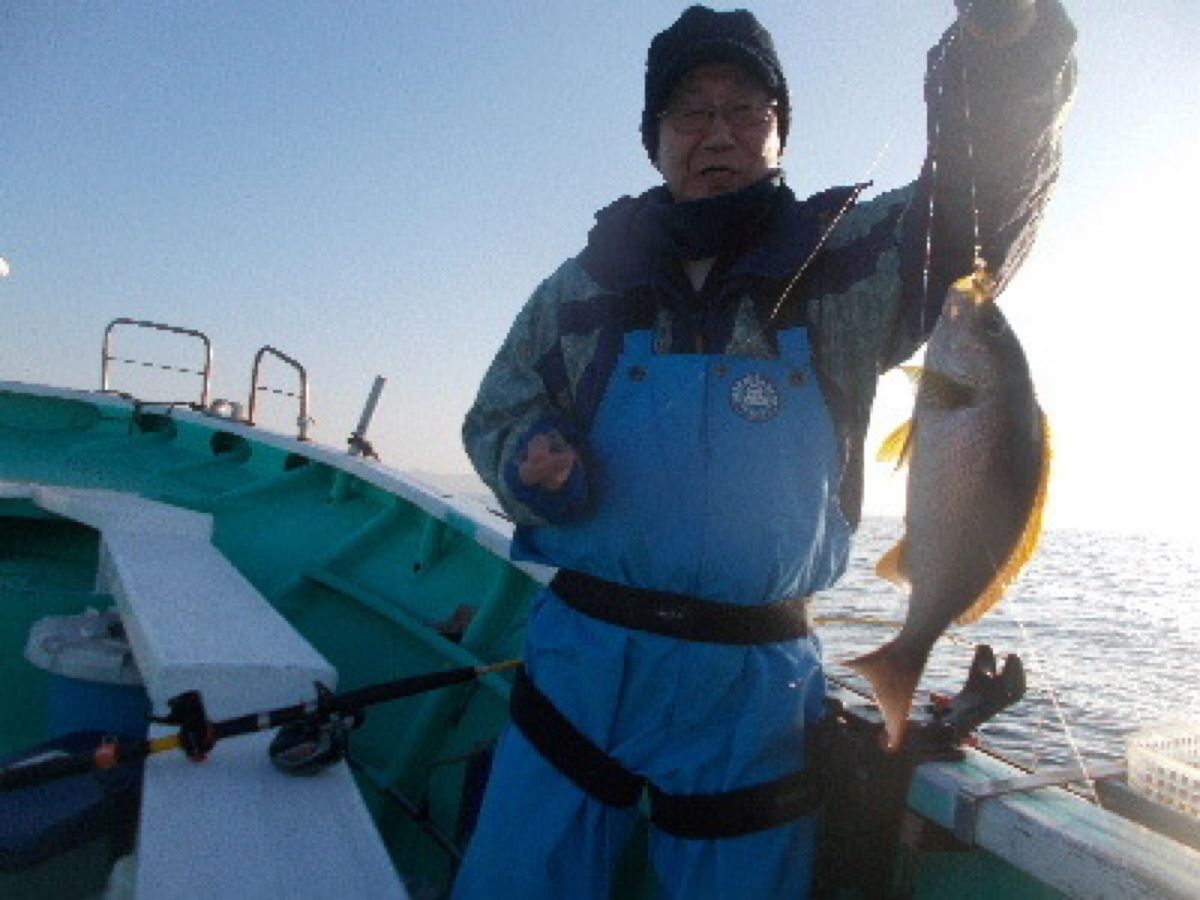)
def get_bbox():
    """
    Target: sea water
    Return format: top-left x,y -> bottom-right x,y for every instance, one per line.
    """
816,518 -> 1200,769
